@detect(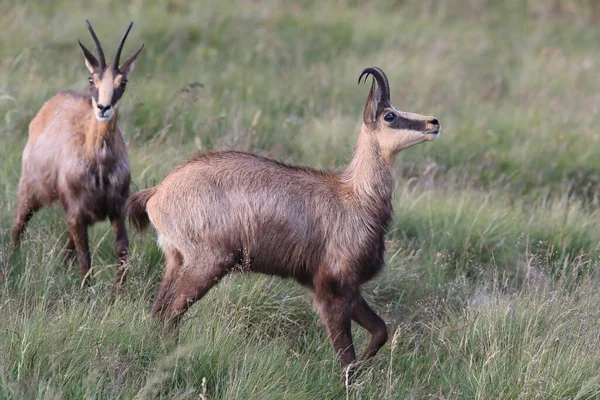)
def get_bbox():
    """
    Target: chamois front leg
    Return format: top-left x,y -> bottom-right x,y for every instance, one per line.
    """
10,191 -> 41,252
110,214 -> 129,290
315,289 -> 357,371
351,295 -> 388,359
66,215 -> 91,285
